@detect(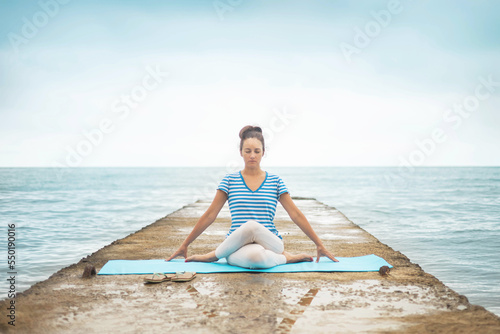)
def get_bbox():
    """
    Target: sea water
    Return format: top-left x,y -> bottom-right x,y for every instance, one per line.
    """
0,167 -> 499,316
